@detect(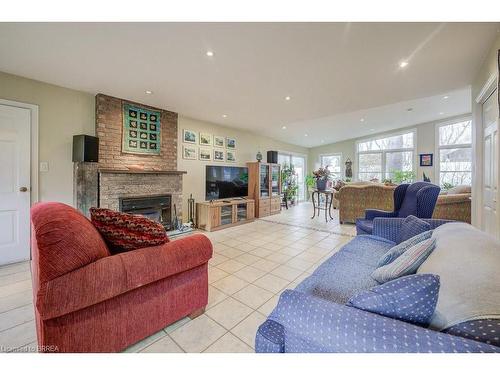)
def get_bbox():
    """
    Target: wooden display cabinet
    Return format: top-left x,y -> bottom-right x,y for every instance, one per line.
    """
196,198 -> 255,232
247,162 -> 281,217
